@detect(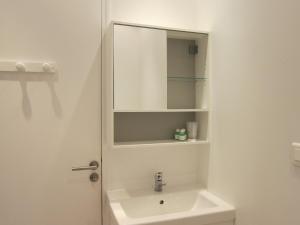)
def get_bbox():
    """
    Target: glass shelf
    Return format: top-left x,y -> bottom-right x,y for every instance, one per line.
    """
167,76 -> 208,81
